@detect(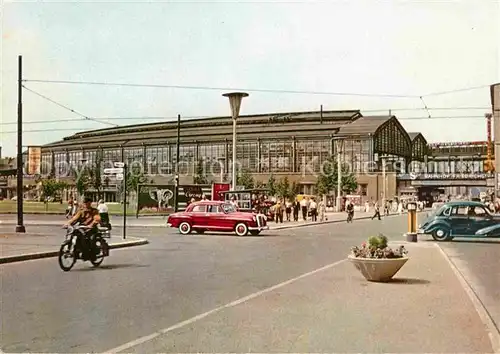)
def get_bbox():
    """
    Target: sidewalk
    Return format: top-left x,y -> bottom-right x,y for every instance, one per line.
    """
0,210 -> 411,228
0,233 -> 148,264
271,210 -> 405,230
120,241 -> 498,353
